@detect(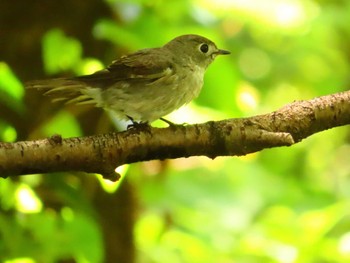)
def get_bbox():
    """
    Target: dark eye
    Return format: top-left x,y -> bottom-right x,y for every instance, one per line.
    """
200,43 -> 209,53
